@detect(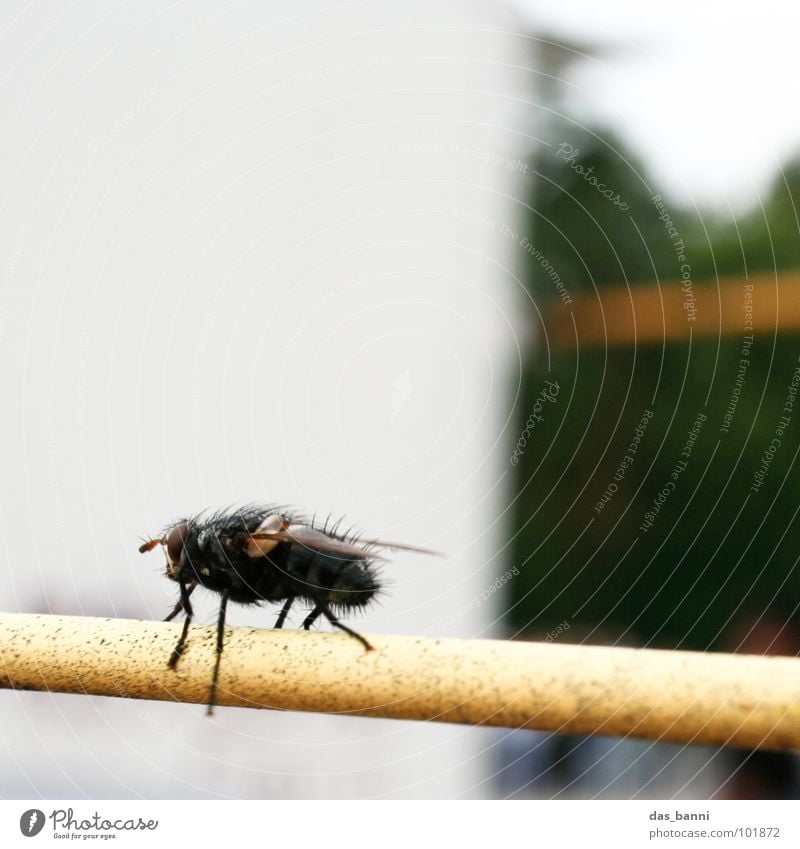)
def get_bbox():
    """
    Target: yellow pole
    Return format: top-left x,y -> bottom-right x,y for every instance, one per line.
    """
1,613 -> 798,750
